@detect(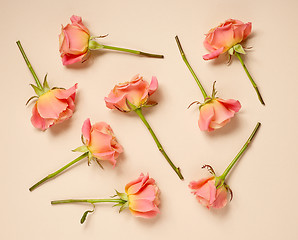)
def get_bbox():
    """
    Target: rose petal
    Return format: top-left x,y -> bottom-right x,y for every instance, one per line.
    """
148,76 -> 158,96
82,118 -> 91,143
203,47 -> 224,60
217,98 -> 241,112
31,104 -> 55,131
198,103 -> 215,131
54,84 -> 78,100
